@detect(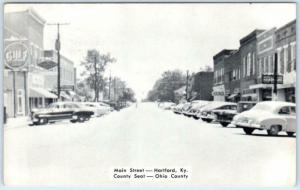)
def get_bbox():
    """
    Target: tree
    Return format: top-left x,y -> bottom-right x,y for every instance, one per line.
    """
75,80 -> 93,101
147,70 -> 185,102
81,50 -> 116,102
